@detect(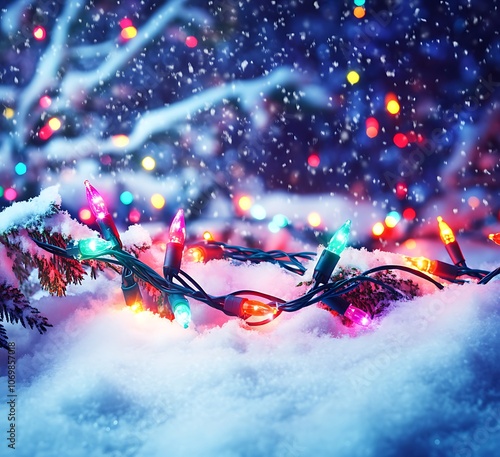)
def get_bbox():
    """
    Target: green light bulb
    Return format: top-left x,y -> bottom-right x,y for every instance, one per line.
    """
326,220 -> 351,255
167,294 -> 191,329
78,238 -> 115,259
